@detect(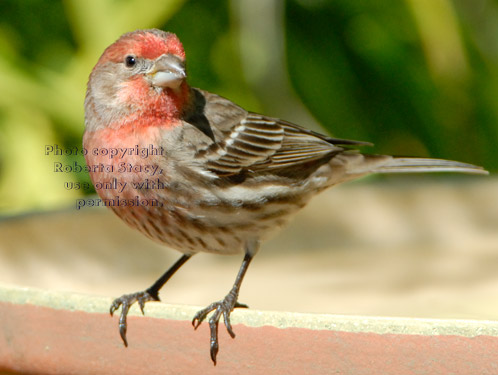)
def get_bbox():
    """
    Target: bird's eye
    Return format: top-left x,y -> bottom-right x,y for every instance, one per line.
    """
124,55 -> 136,68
